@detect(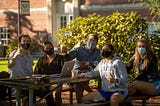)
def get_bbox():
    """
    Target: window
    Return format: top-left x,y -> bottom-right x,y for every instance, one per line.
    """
57,14 -> 73,29
60,16 -> 67,28
0,27 -> 10,46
